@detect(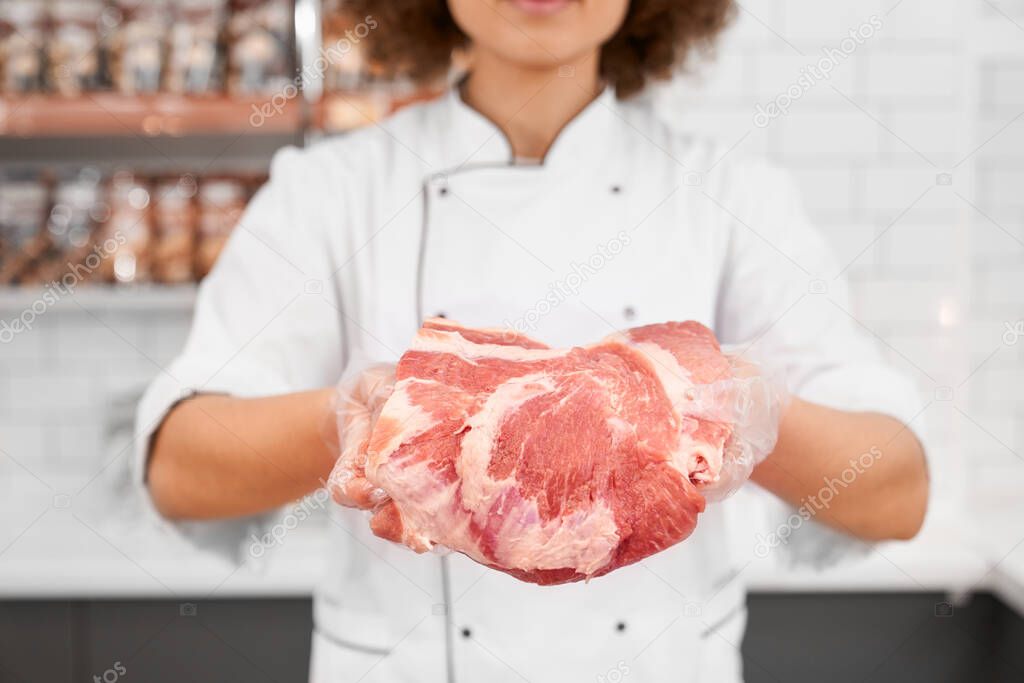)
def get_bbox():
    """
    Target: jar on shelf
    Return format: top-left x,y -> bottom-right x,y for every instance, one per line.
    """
30,168 -> 106,285
101,171 -> 153,283
0,173 -> 49,284
195,177 -> 245,279
46,0 -> 106,96
165,0 -> 227,96
151,175 -> 198,283
0,1 -> 46,93
227,0 -> 292,95
106,0 -> 170,95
